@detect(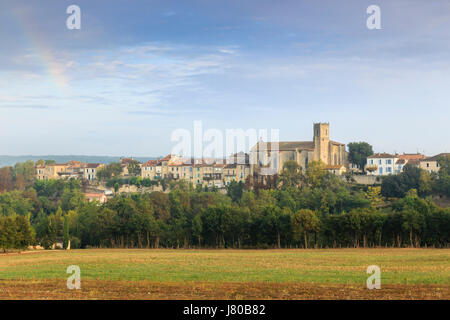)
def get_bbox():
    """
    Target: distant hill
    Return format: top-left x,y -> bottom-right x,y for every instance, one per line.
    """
0,155 -> 158,167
